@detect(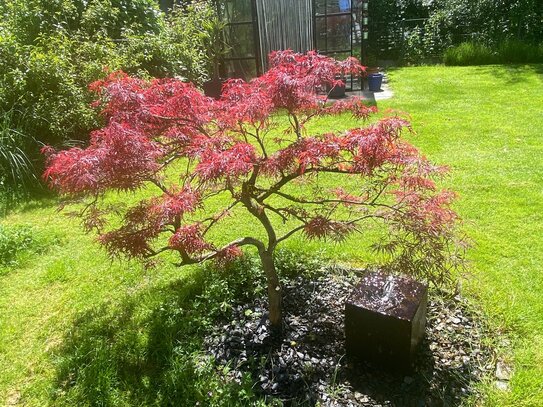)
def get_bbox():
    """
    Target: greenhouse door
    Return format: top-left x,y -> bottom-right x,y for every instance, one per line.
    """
314,0 -> 364,90
255,0 -> 314,70
221,0 -> 363,87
